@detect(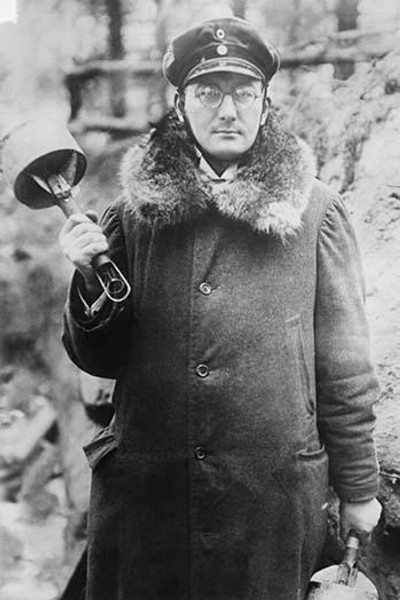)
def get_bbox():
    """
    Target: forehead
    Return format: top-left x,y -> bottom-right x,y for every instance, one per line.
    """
186,72 -> 262,89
